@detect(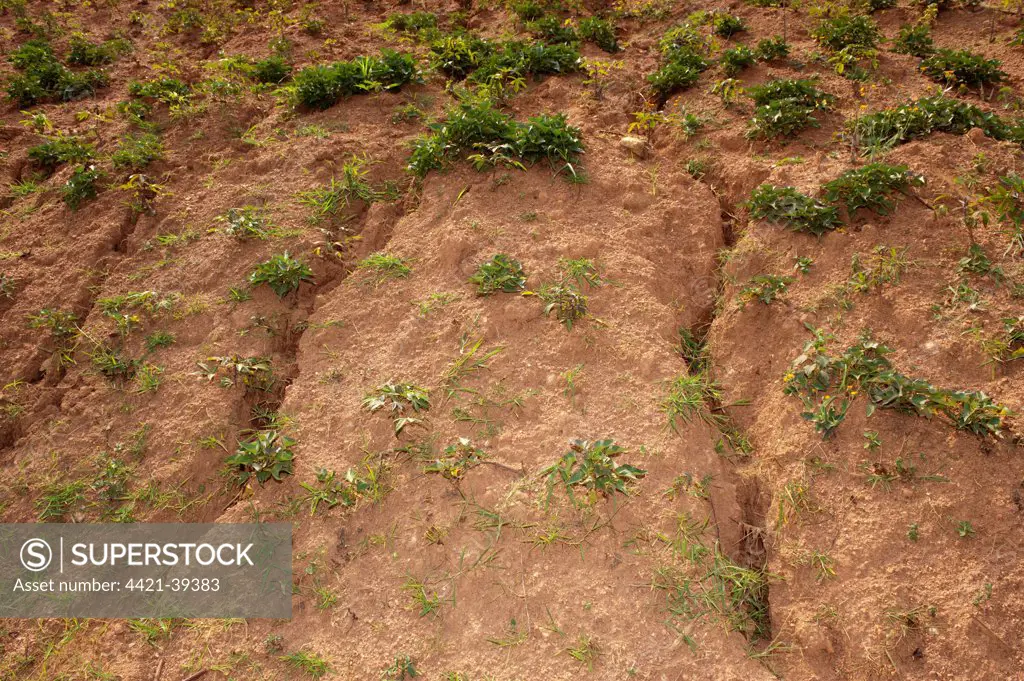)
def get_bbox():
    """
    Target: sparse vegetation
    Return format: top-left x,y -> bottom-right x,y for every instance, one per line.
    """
747,185 -> 841,236
249,253 -> 314,297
